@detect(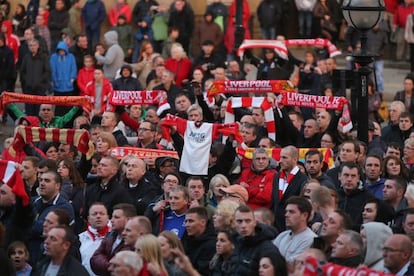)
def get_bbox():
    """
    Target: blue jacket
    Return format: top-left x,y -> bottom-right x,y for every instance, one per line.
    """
82,0 -> 106,30
49,41 -> 77,92
30,193 -> 74,263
